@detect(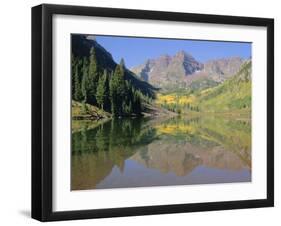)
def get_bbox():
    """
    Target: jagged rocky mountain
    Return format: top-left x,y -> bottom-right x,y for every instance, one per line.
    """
131,51 -> 202,88
203,57 -> 245,82
131,51 -> 245,90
